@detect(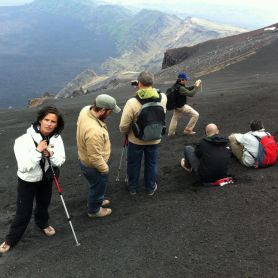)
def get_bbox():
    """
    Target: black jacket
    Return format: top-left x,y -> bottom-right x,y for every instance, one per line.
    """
195,135 -> 231,182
